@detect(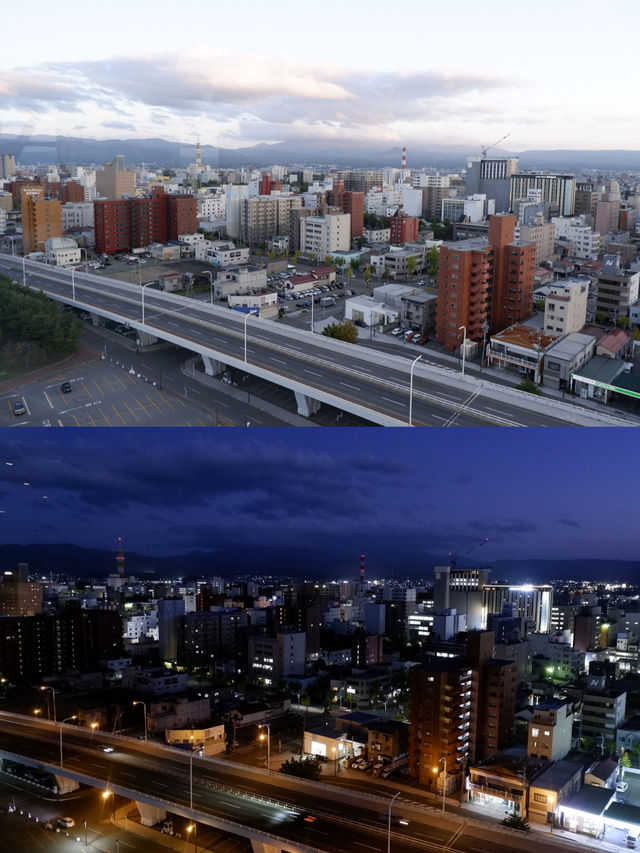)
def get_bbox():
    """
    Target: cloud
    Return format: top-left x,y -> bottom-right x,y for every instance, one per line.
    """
102,120 -> 137,131
558,517 -> 581,528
